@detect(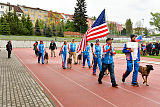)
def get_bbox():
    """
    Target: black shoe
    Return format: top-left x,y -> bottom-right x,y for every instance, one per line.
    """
132,83 -> 139,87
74,62 -> 78,64
38,62 -> 40,64
63,68 -> 66,69
42,63 -> 44,64
98,79 -> 102,84
112,84 -> 118,87
122,77 -> 125,83
89,66 -> 92,69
